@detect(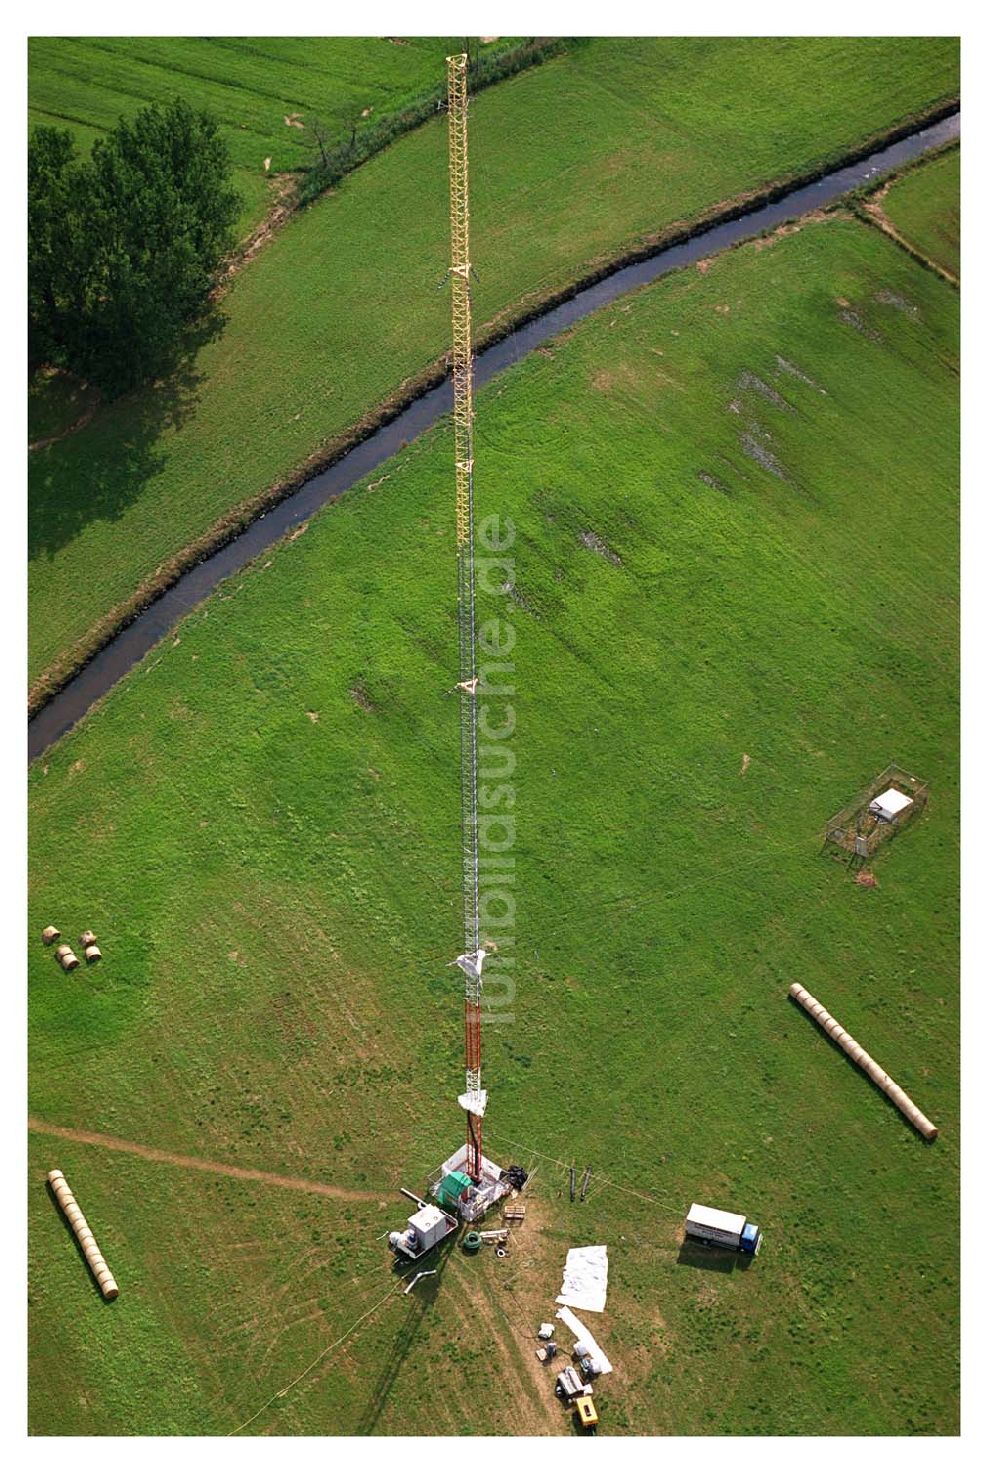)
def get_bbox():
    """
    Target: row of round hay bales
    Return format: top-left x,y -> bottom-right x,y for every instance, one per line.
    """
47,1169 -> 119,1300
788,981 -> 938,1140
